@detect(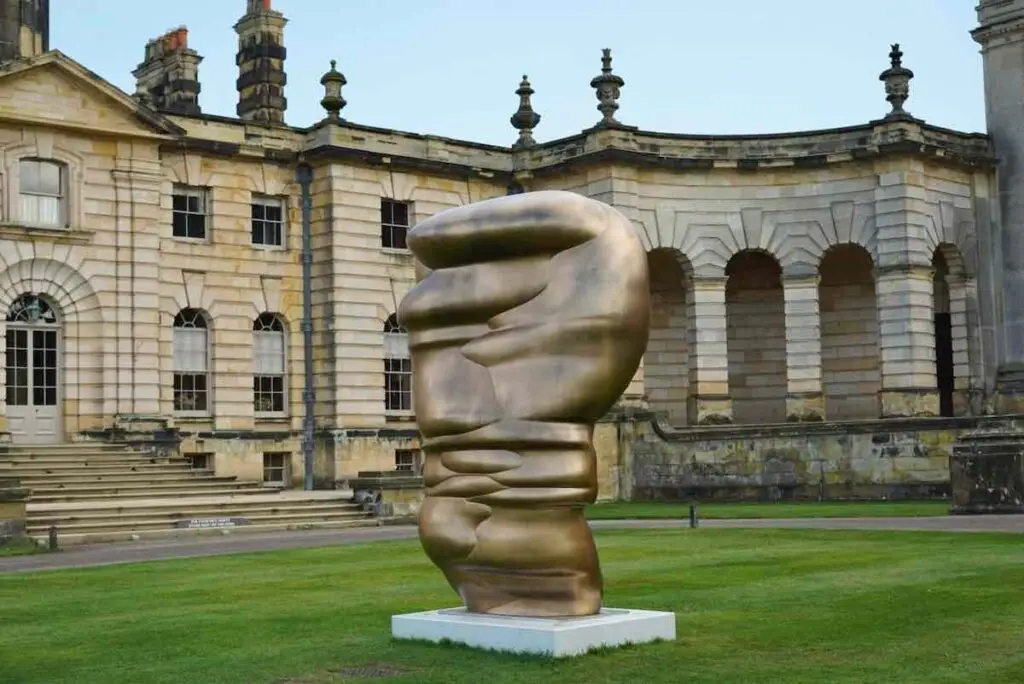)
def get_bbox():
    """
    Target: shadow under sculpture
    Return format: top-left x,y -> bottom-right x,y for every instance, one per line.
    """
397,190 -> 650,618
